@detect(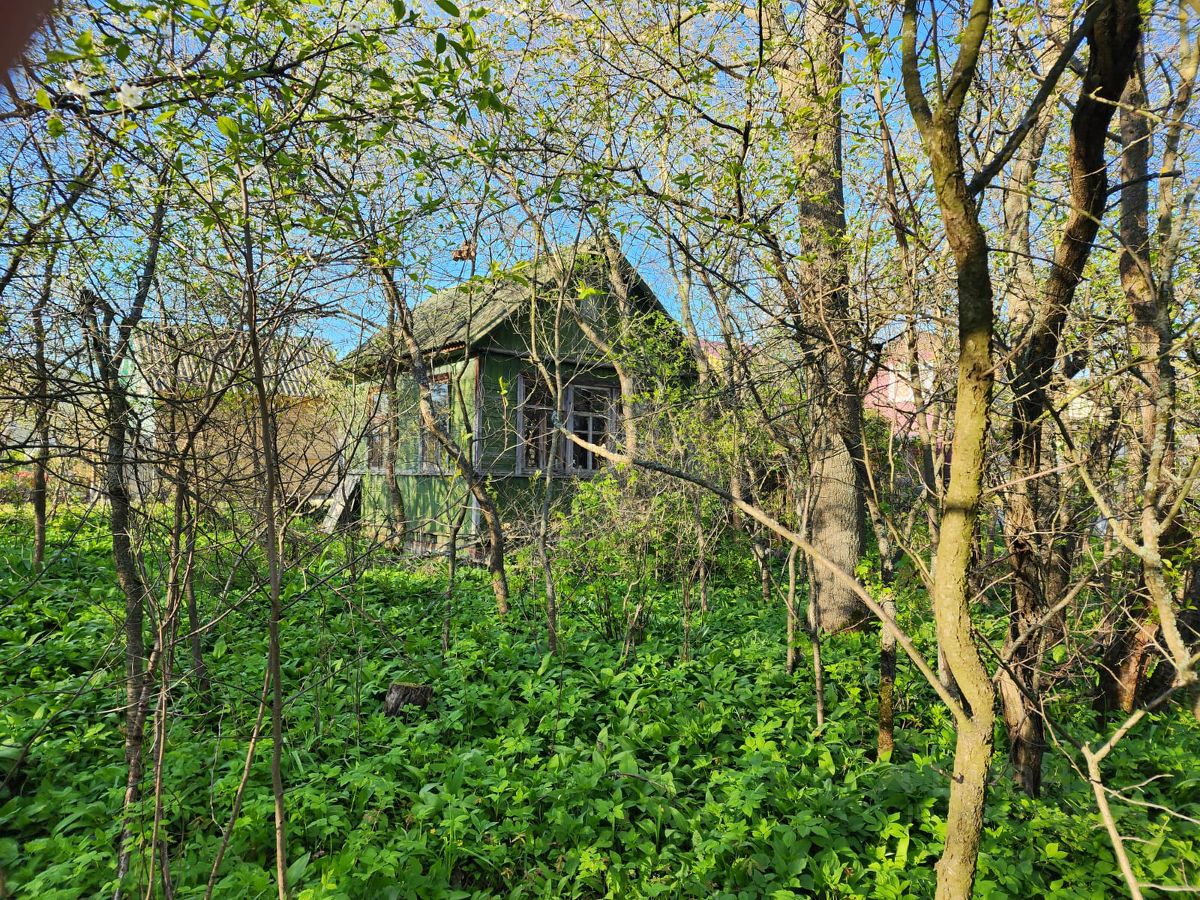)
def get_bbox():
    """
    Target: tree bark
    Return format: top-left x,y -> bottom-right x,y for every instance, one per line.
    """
1100,37 -> 1197,710
383,299 -> 407,543
81,184 -> 168,896
239,174 -> 288,900
901,2 -> 999,894
31,250 -> 55,569
1000,0 -> 1139,796
765,0 -> 867,633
